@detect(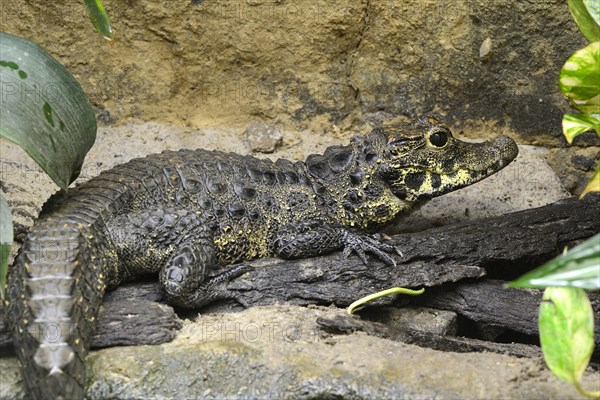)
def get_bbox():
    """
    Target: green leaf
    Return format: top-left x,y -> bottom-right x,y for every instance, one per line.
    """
562,113 -> 600,143
0,195 -> 13,301
347,287 -> 425,314
581,164 -> 600,198
584,0 -> 600,26
559,42 -> 600,114
509,234 -> 600,289
539,287 -> 594,388
568,0 -> 600,42
84,0 -> 113,41
0,32 -> 96,190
